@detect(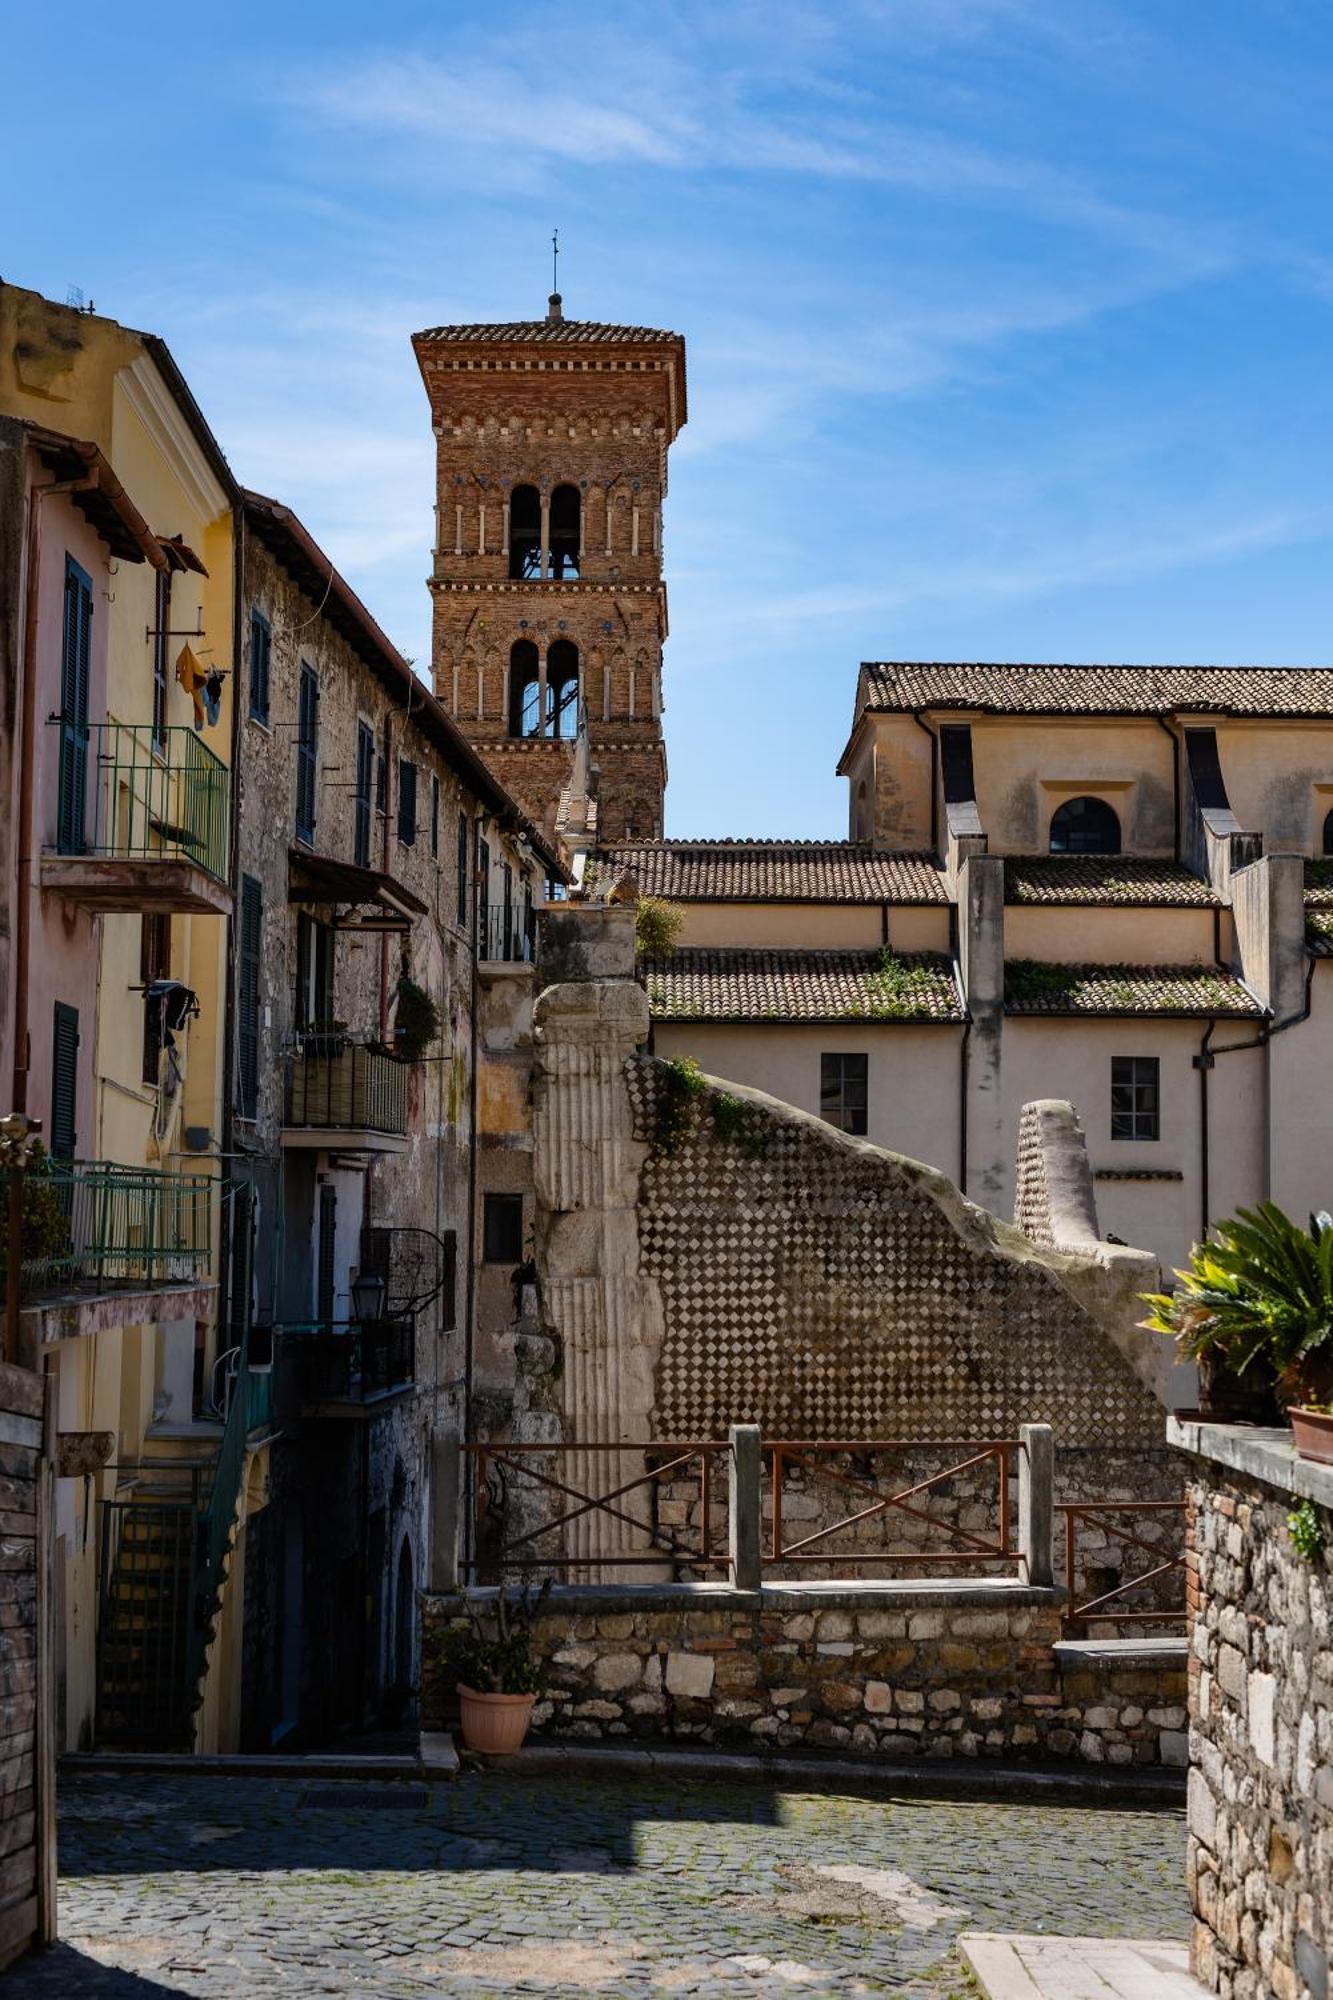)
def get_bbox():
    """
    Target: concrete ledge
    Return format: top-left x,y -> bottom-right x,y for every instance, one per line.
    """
1168,1415 -> 1333,1511
471,1739 -> 1186,1805
60,1751 -> 431,1781
431,1577 -> 1065,1614
1054,1637 -> 1189,1670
